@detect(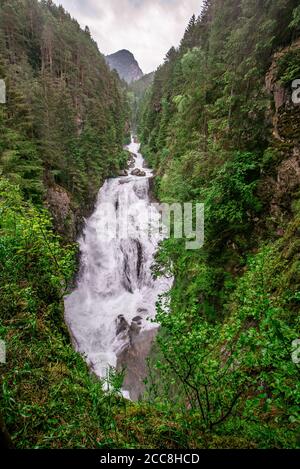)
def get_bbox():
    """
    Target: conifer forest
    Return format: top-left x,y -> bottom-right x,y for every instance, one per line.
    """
0,0 -> 300,453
